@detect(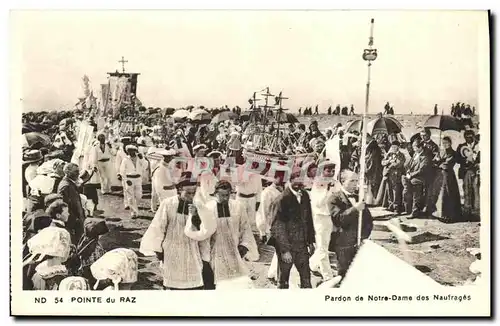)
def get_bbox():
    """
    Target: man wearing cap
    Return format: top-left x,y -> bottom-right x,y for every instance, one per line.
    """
271,171 -> 315,289
192,144 -> 208,158
150,149 -> 180,213
234,163 -> 262,229
226,137 -> 262,226
115,137 -> 131,208
119,144 -> 147,218
137,129 -> 154,150
140,172 -> 209,290
89,134 -> 113,195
